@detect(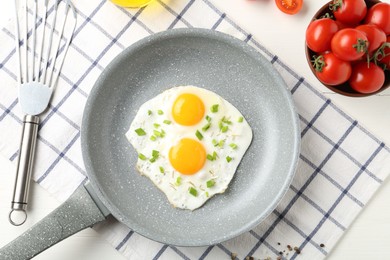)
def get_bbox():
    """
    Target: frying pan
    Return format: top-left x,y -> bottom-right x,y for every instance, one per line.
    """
0,28 -> 300,259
